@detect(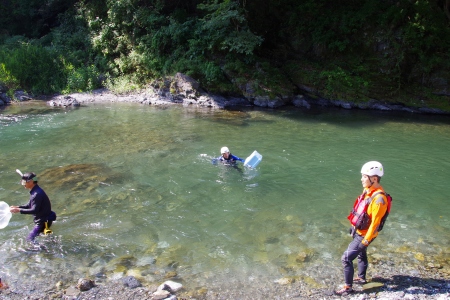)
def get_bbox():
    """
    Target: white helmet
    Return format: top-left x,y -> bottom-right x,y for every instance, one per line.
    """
221,146 -> 230,154
361,161 -> 384,177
